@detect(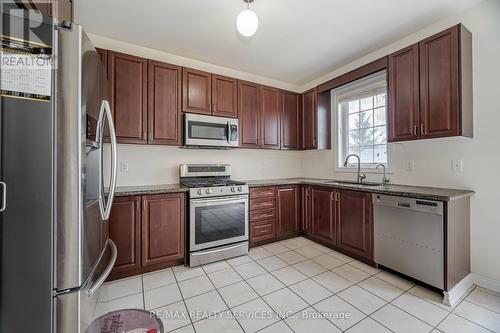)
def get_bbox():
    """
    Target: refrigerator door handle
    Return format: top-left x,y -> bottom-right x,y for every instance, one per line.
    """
96,100 -> 117,220
0,182 -> 6,212
88,239 -> 117,295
